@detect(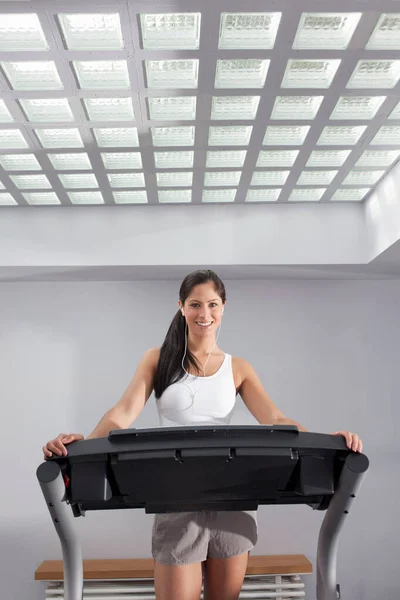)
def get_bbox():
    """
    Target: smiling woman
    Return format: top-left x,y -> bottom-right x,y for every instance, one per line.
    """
152,270 -> 226,397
